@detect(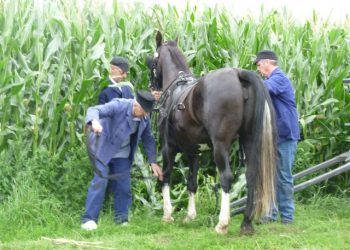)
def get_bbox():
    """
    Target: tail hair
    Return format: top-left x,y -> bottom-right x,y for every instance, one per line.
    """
239,70 -> 277,218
